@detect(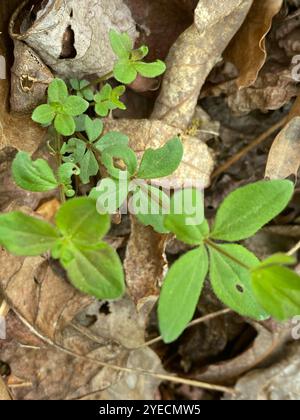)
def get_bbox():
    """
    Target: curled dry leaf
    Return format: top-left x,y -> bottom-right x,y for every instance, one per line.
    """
124,217 -> 168,306
9,0 -> 137,78
226,342 -> 300,400
104,119 -> 214,188
10,41 -> 53,113
194,321 -> 291,384
0,2 -> 45,153
152,0 -> 253,130
265,116 -> 300,180
225,0 -> 283,88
